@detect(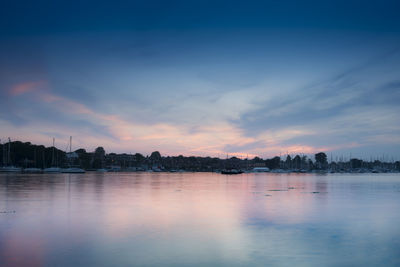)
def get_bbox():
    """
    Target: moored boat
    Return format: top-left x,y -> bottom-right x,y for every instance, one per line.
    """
251,167 -> 270,172
23,168 -> 42,173
62,136 -> 85,173
44,138 -> 61,173
44,167 -> 62,173
0,138 -> 21,172
61,167 -> 85,173
221,169 -> 243,175
0,166 -> 22,172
